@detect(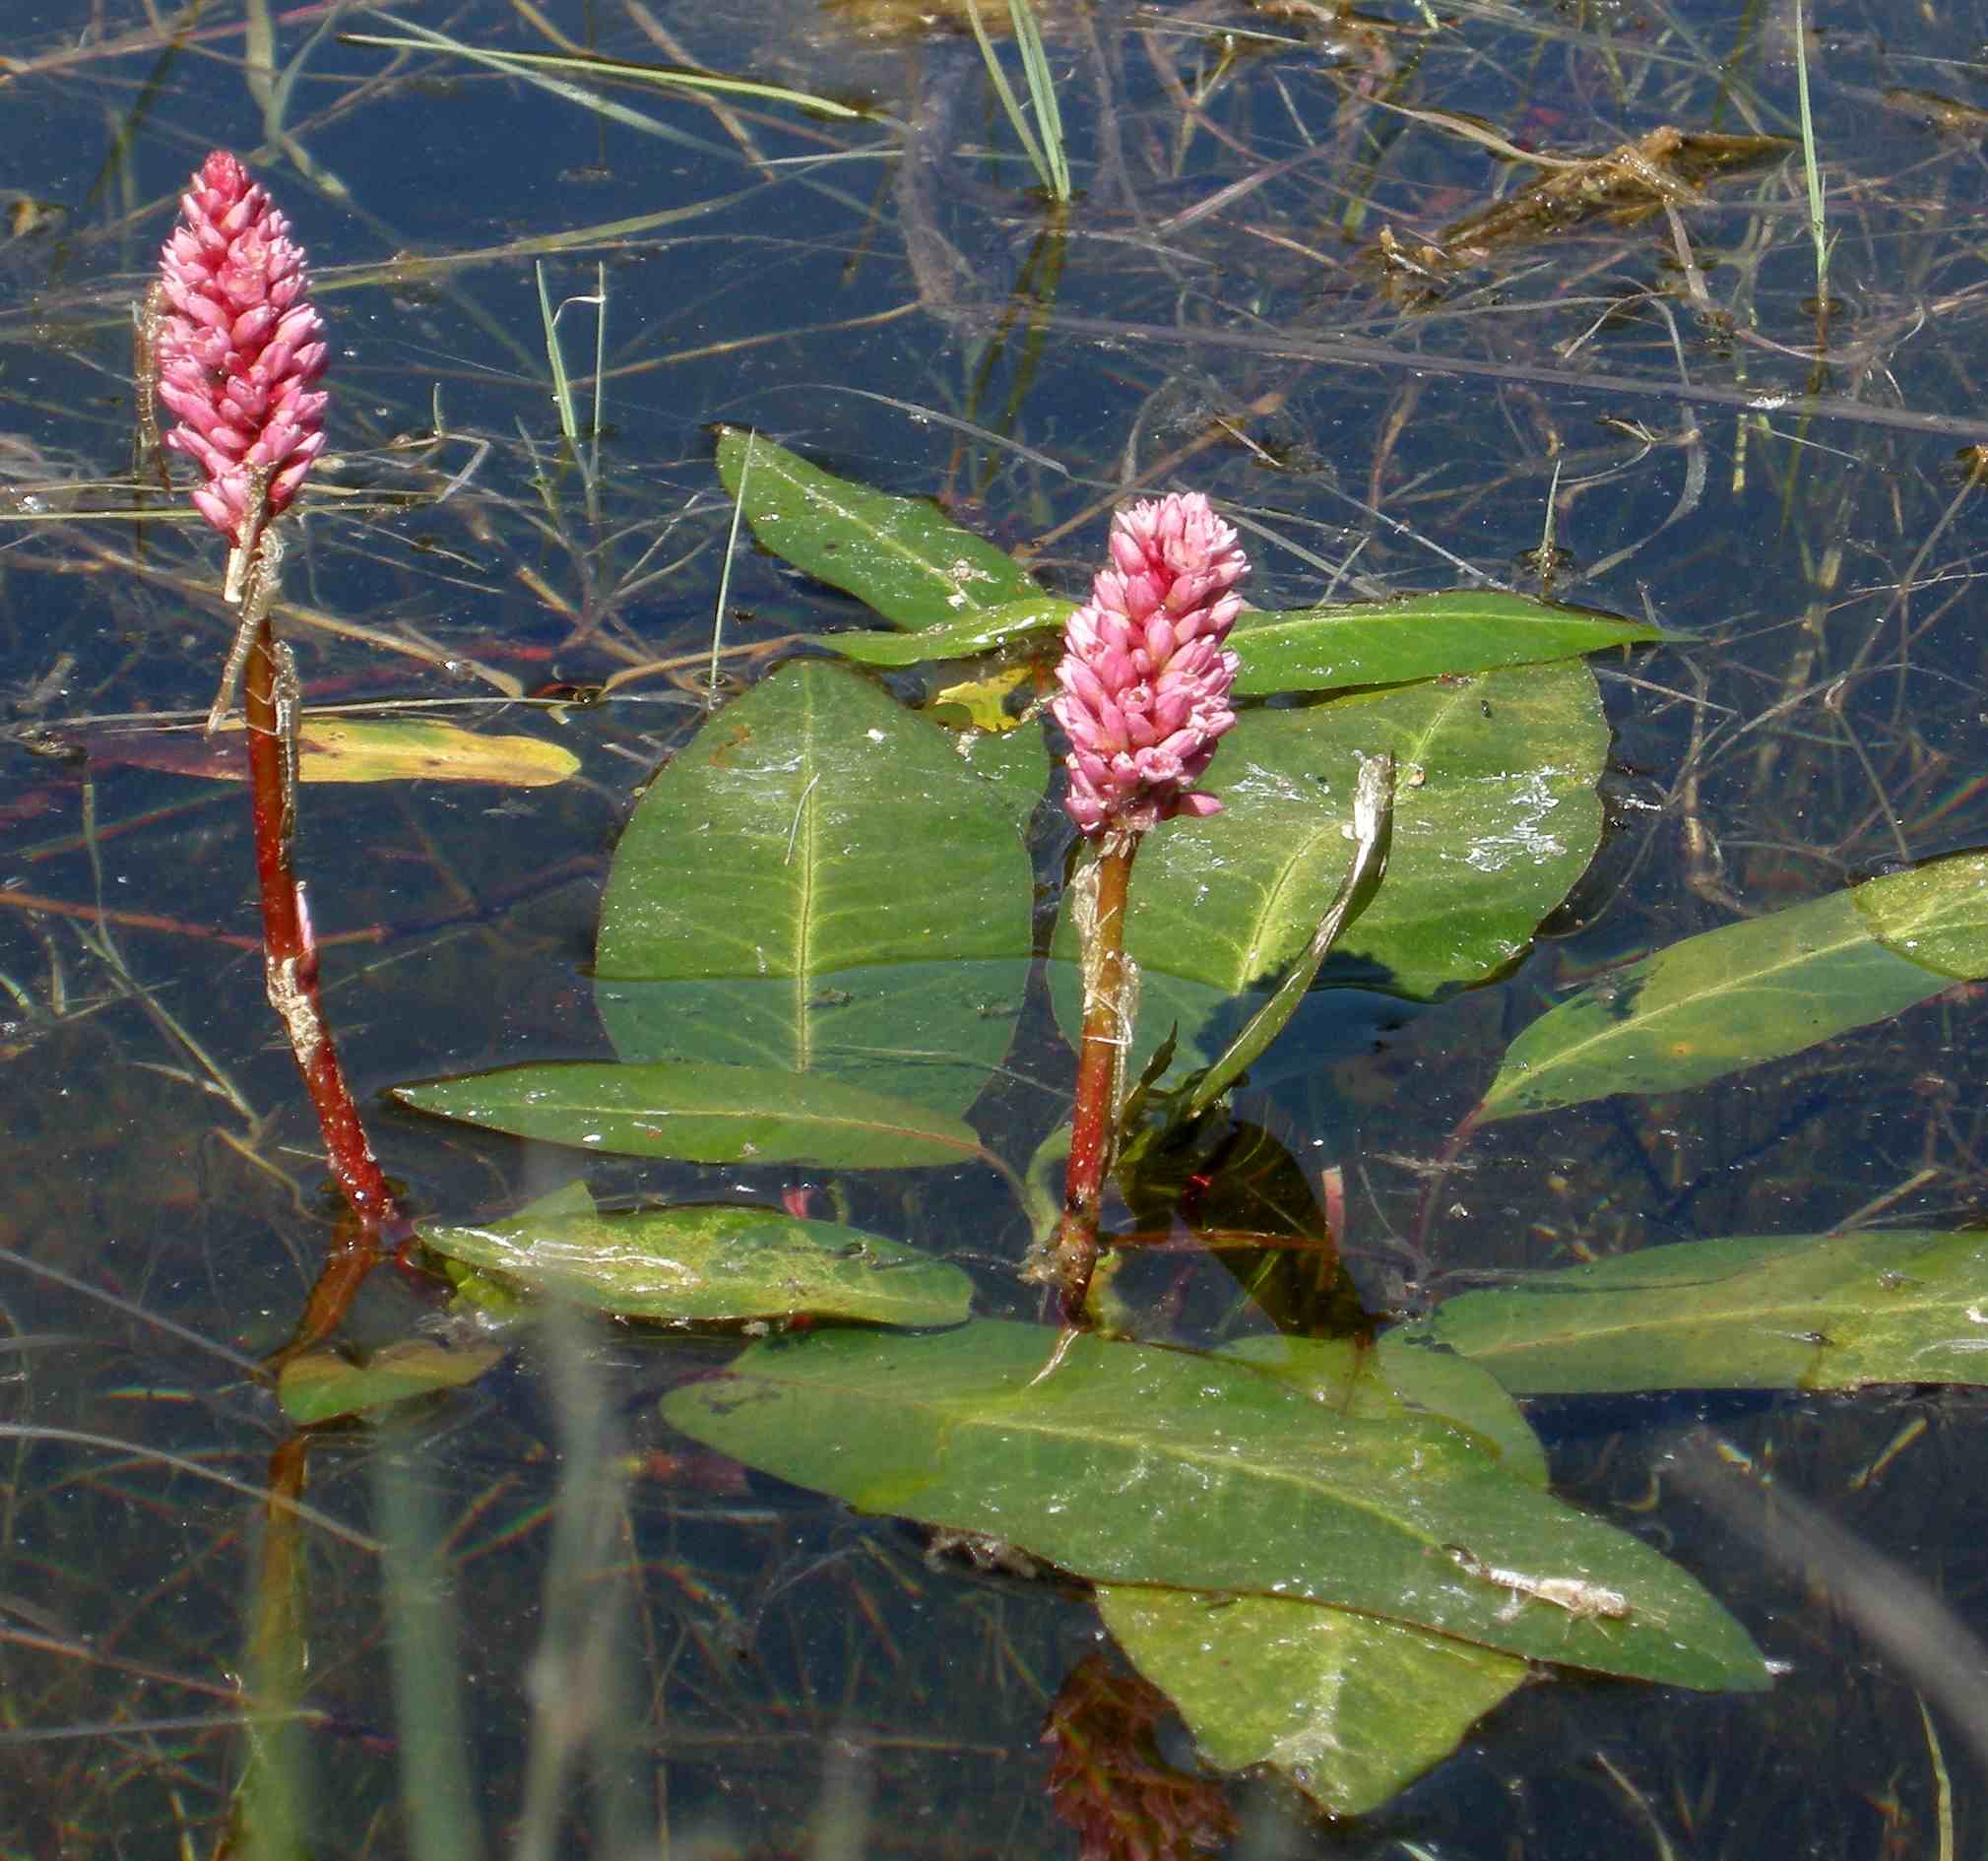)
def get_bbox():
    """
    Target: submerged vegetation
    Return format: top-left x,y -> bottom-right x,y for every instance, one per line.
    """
4,0 -> 1988,1856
